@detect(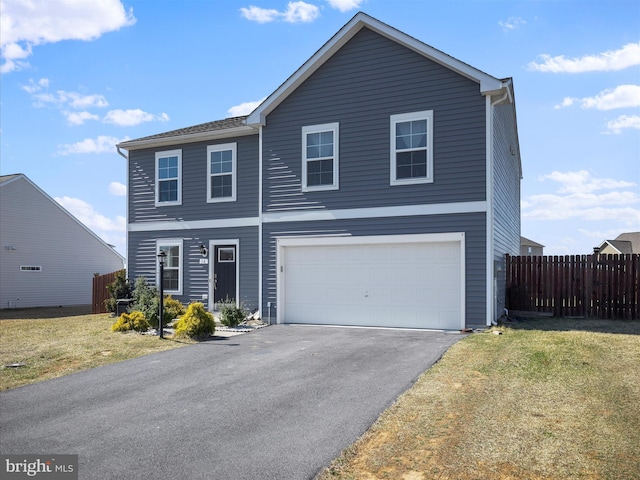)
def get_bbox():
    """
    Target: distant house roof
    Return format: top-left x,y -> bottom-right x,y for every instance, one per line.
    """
598,232 -> 640,254
117,116 -> 254,151
520,236 -> 544,248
